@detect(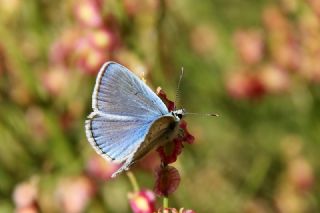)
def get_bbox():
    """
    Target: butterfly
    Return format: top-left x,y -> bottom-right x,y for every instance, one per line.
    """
85,61 -> 185,177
